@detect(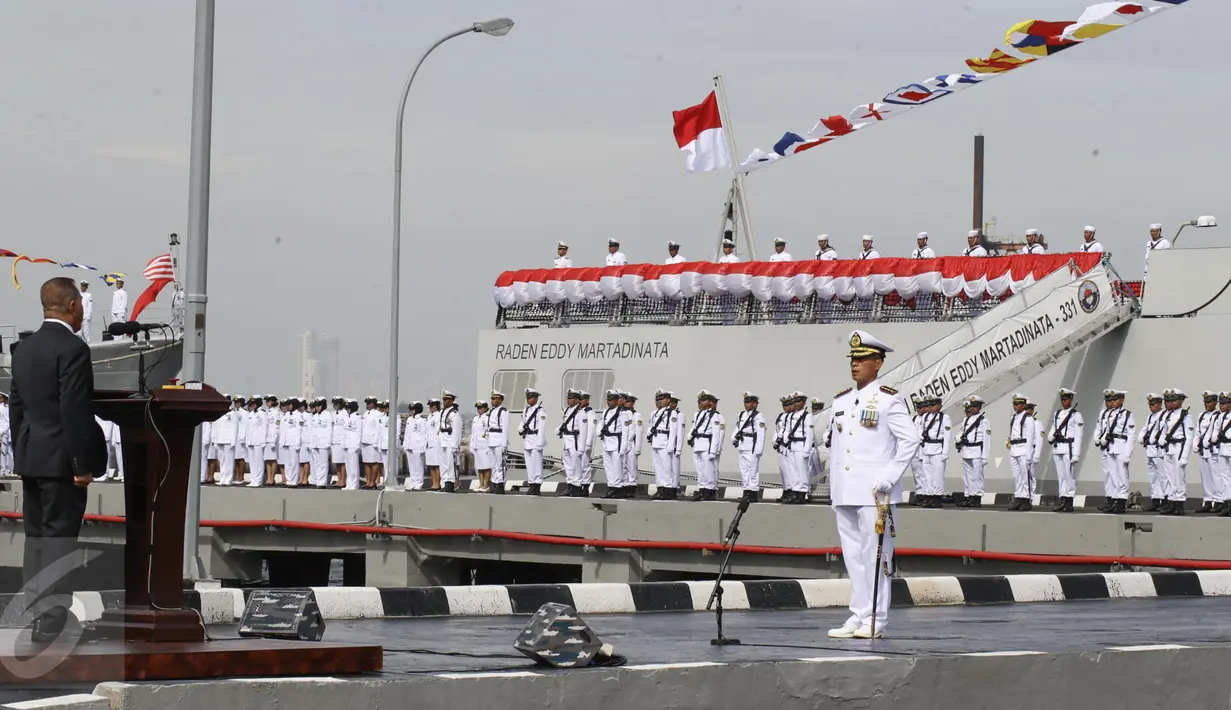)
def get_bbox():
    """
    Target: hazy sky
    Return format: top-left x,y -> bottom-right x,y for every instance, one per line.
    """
1,0 -> 1225,404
